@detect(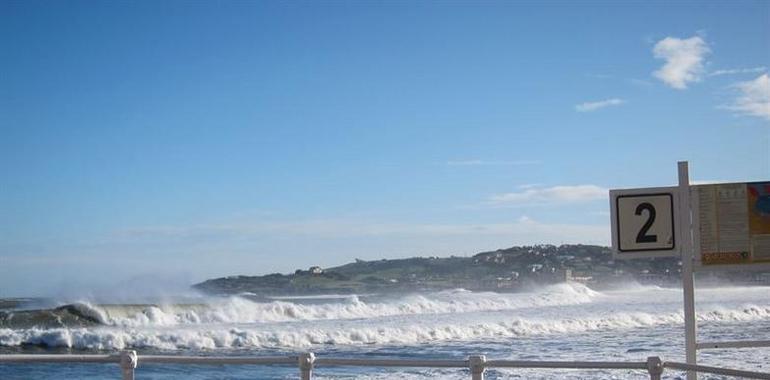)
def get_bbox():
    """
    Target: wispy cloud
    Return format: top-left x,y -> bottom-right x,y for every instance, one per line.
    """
487,184 -> 608,206
117,218 -> 609,245
709,66 -> 767,77
628,78 -> 654,87
652,36 -> 710,89
722,73 -> 770,121
574,98 -> 625,112
446,159 -> 541,166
